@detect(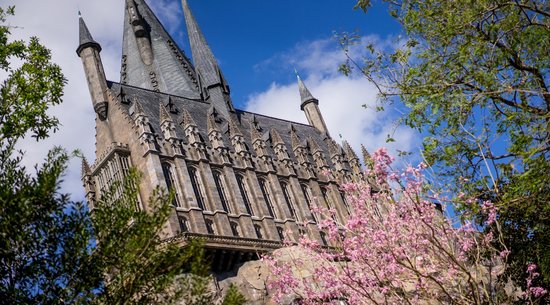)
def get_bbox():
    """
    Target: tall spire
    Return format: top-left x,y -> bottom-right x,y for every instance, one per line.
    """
182,0 -> 233,118
296,72 -> 318,110
77,13 -> 101,56
296,72 -> 330,135
120,0 -> 199,97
